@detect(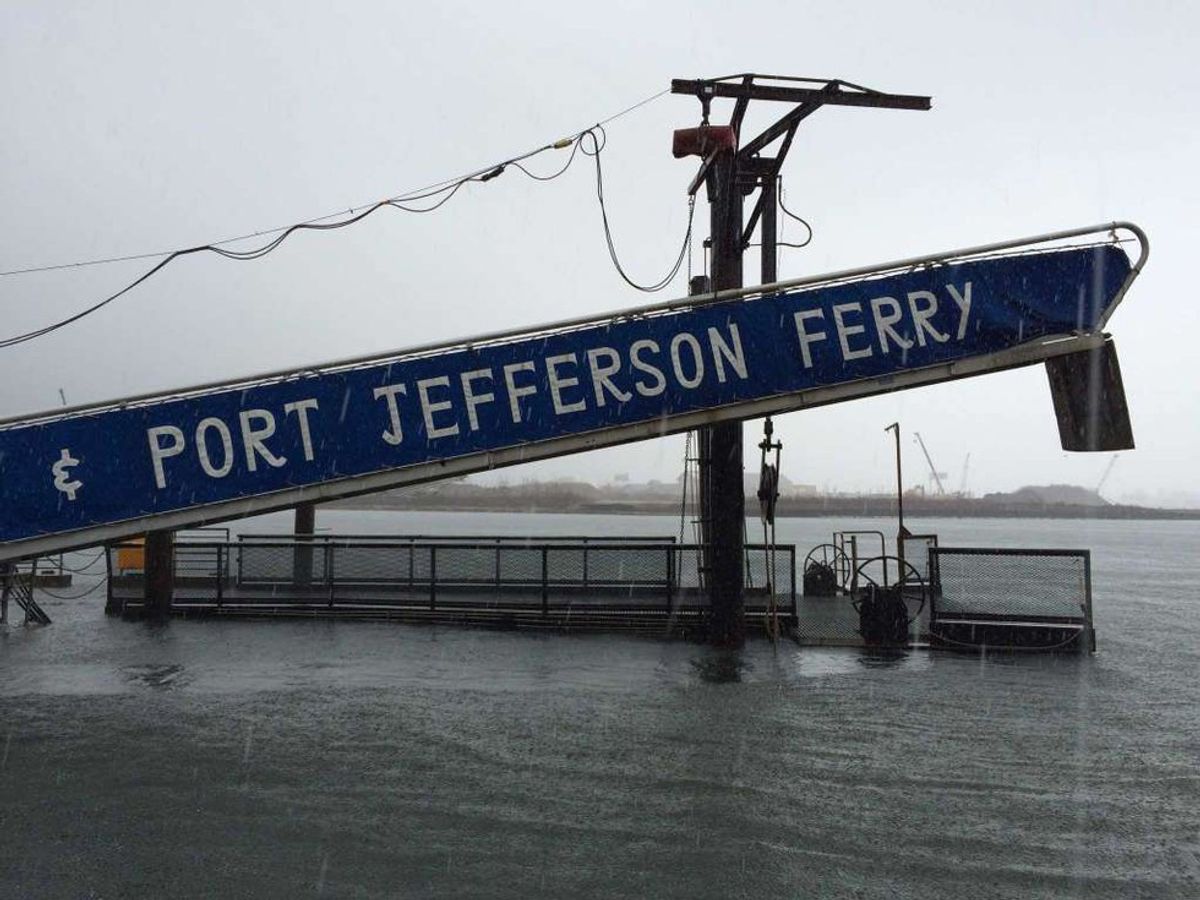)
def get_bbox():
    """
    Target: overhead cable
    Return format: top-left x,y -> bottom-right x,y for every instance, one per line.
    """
582,126 -> 697,292
777,176 -> 814,249
0,88 -> 682,348
0,87 -> 668,281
